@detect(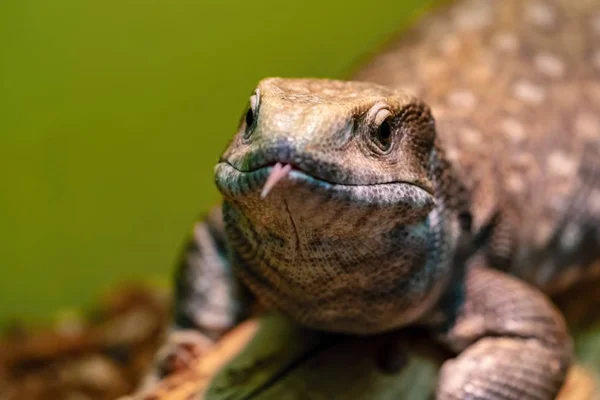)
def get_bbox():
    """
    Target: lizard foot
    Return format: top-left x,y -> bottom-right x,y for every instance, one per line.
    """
437,336 -> 570,400
154,330 -> 214,378
435,267 -> 572,400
